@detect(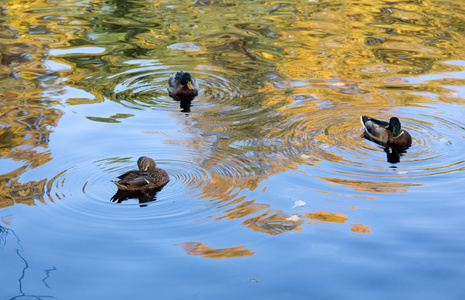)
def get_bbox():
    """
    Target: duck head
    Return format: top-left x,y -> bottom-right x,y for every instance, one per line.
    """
387,117 -> 402,137
178,72 -> 195,90
137,156 -> 156,172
